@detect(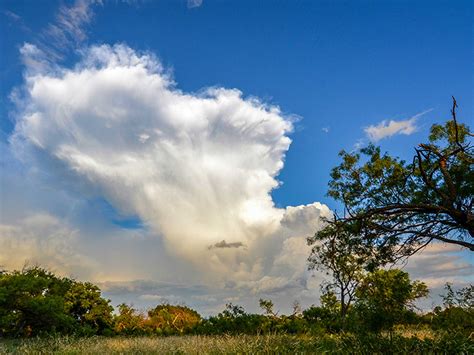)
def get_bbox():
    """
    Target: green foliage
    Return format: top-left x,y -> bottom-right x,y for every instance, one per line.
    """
302,305 -> 340,333
441,283 -> 473,309
64,281 -> 114,335
307,221 -> 373,324
258,299 -> 276,317
319,288 -> 340,314
427,283 -> 474,334
324,99 -> 473,260
197,303 -> 269,335
0,267 -> 112,337
195,302 -> 312,336
0,265 -> 471,350
353,269 -> 428,333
